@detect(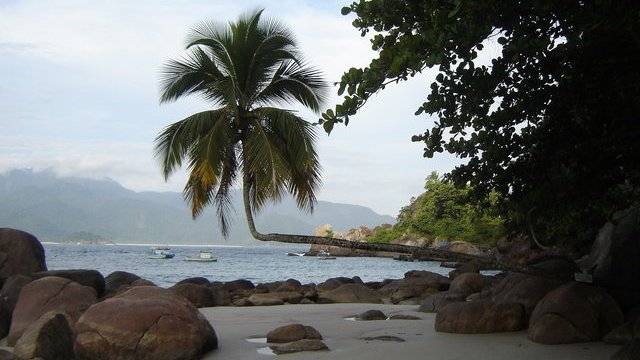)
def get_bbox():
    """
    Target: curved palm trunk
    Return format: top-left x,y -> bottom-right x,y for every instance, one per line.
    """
241,181 -> 536,273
